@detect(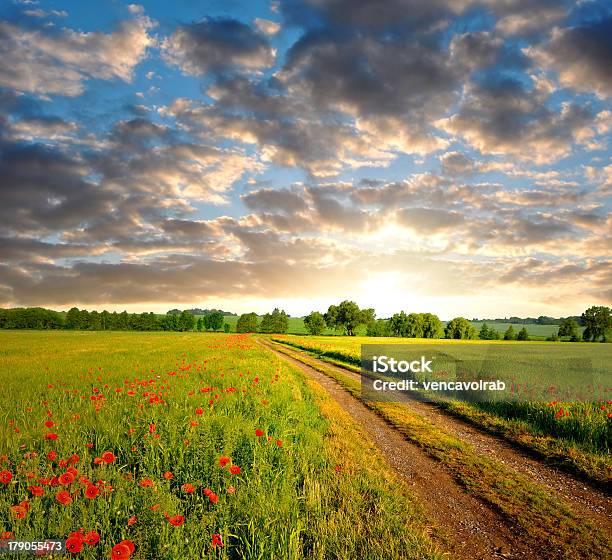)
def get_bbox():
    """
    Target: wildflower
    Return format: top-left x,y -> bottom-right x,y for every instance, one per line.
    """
128,515 -> 137,526
229,465 -> 241,475
84,485 -> 99,499
168,515 -> 185,526
212,533 -> 224,548
219,456 -> 230,467
163,471 -> 173,480
10,505 -> 27,519
84,531 -> 100,545
65,536 -> 83,553
227,486 -> 236,494
111,540 -> 135,559
208,492 -> 219,504
46,433 -> 58,440
47,451 -> 57,461
0,470 -> 12,484
276,439 -> 283,447
195,407 -> 204,415
101,451 -> 116,464
28,485 -> 44,497
59,472 -> 75,485
44,420 -> 55,428
255,429 -> 264,437
182,483 -> 195,494
56,490 -> 72,505
140,478 -> 154,488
